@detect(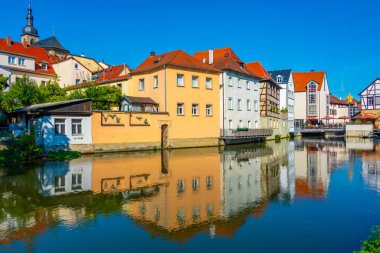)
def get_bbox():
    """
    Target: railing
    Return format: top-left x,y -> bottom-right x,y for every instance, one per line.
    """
221,128 -> 273,138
